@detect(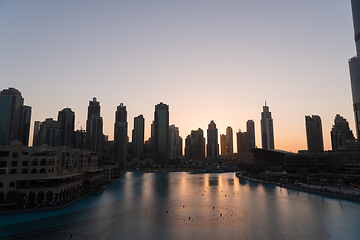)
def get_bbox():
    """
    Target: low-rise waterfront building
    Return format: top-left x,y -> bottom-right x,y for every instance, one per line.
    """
0,141 -> 105,205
